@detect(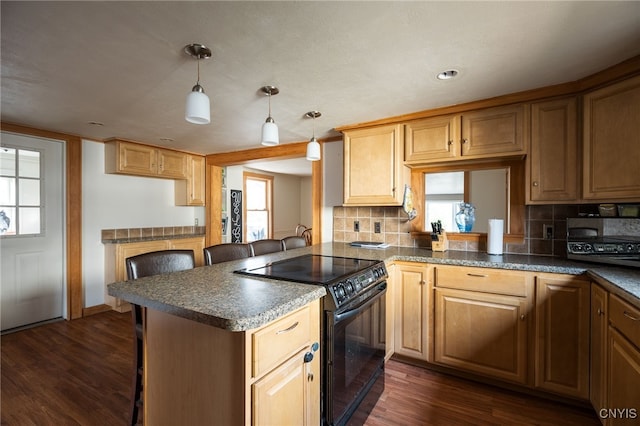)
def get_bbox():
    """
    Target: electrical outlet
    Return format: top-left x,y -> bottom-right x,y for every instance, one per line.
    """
543,224 -> 553,240
195,218 -> 199,226
374,222 -> 381,233
354,221 -> 360,232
